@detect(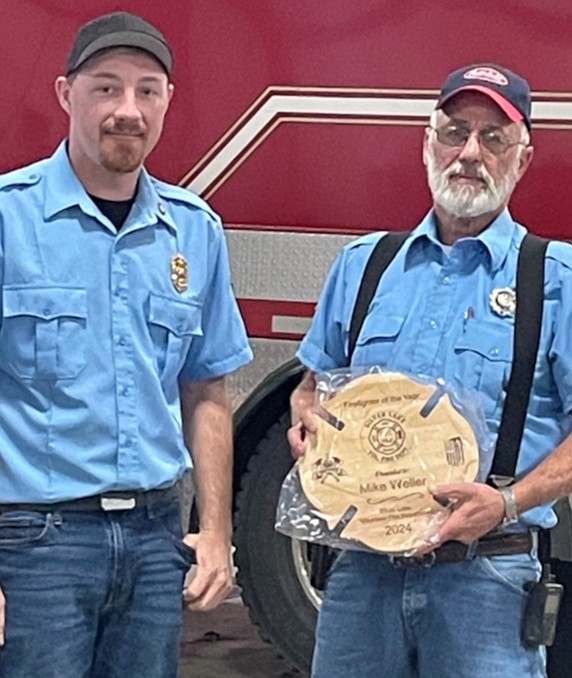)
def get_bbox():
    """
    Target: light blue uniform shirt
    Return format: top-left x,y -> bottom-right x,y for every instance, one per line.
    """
0,142 -> 253,502
298,209 -> 572,528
